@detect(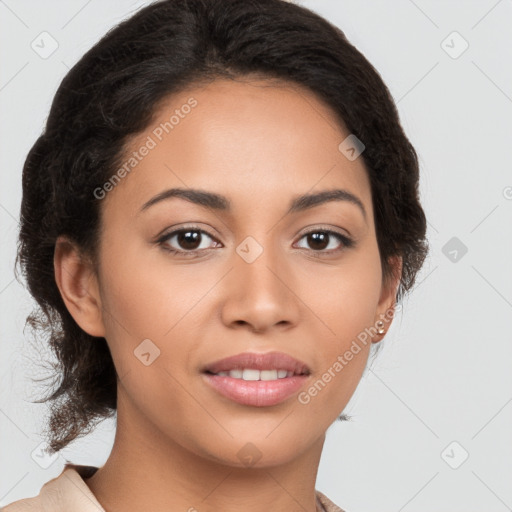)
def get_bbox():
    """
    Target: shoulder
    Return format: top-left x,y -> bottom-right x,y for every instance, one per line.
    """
2,465 -> 102,512
4,470 -> 343,512
315,489 -> 347,512
1,495 -> 40,511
